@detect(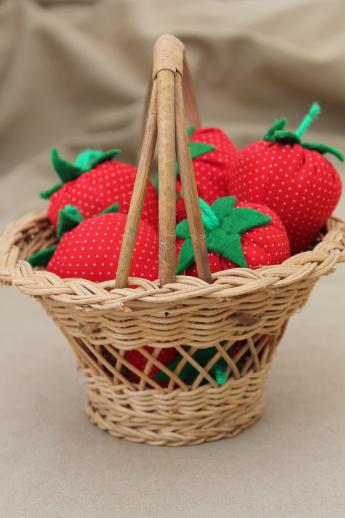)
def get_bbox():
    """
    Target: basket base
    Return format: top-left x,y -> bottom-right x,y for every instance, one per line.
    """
82,365 -> 270,446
